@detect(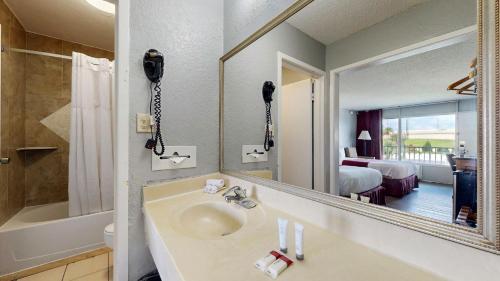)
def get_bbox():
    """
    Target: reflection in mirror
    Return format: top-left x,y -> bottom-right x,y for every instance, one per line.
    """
223,0 -> 478,228
0,0 -> 115,275
339,36 -> 477,227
